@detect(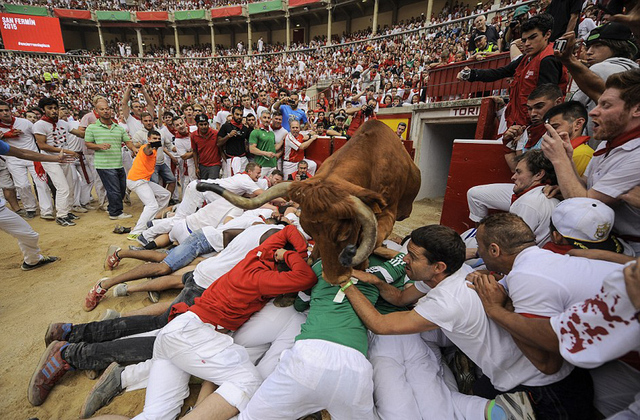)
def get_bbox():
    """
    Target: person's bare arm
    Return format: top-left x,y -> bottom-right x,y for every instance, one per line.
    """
566,13 -> 579,38
555,32 -> 606,103
296,134 -> 318,150
6,145 -> 75,163
249,144 -> 275,158
351,269 -> 426,307
34,133 -> 77,156
122,85 -> 133,119
567,249 -> 635,264
141,86 -> 156,118
342,283 -> 438,335
124,140 -> 139,155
